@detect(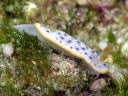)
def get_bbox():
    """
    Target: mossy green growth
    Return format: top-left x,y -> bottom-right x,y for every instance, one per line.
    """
0,25 -> 57,95
0,30 -> 6,44
0,79 -> 21,96
112,45 -> 128,68
107,28 -> 116,43
2,0 -> 25,19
